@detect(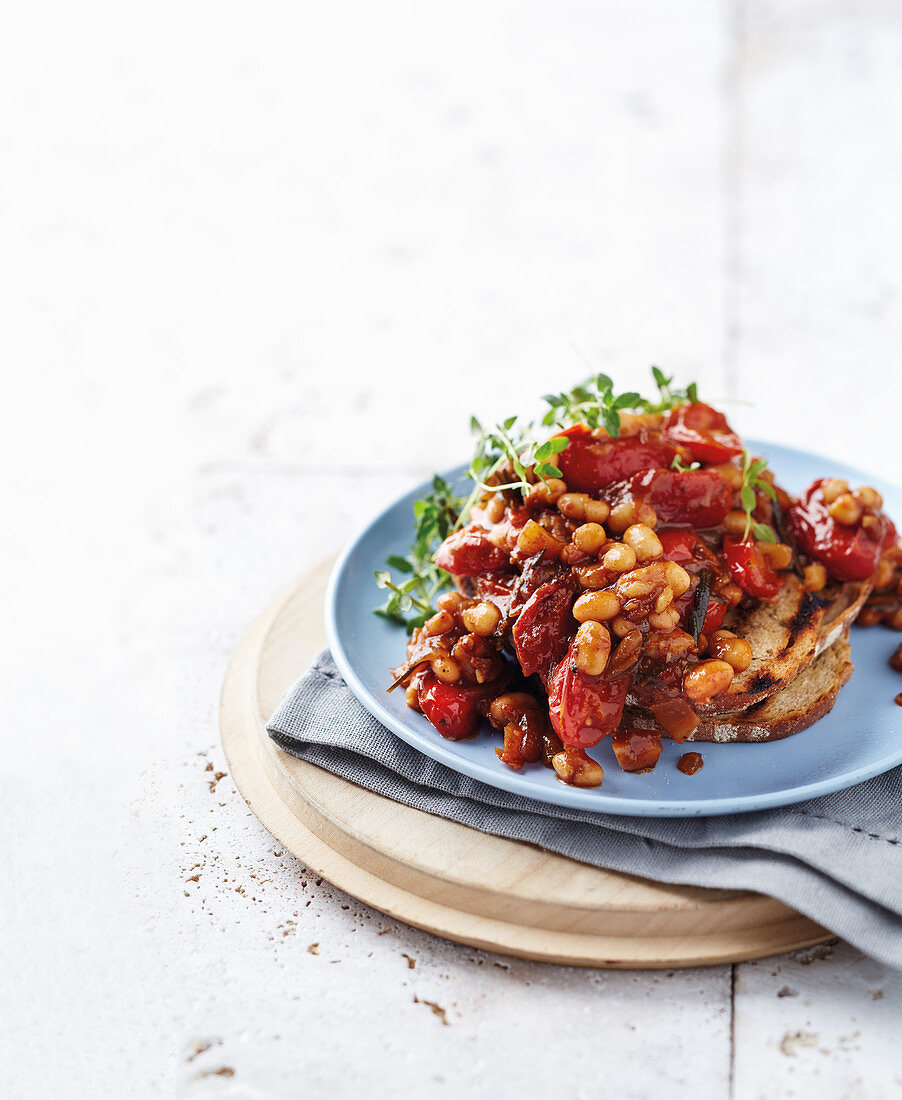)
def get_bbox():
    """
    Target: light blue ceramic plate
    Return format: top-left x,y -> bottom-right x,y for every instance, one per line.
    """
326,441 -> 902,817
